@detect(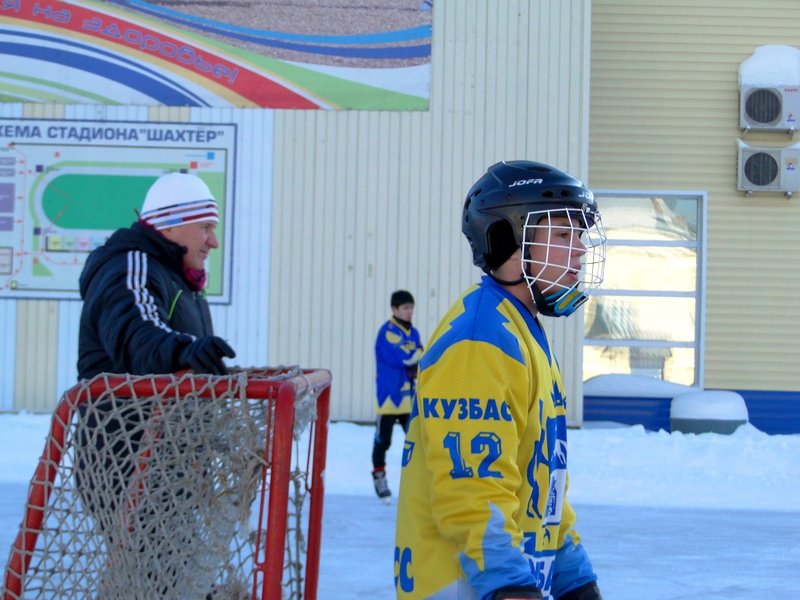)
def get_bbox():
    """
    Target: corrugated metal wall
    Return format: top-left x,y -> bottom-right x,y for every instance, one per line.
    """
270,0 -> 593,422
590,0 -> 800,392
0,299 -> 15,411
2,0 -> 593,425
